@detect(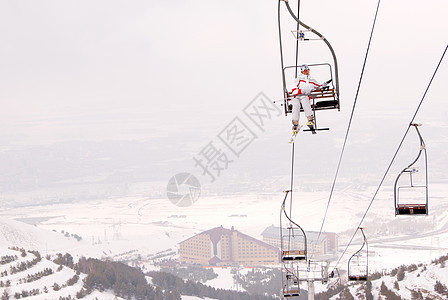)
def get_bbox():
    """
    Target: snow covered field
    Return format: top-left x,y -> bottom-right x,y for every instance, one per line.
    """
0,180 -> 447,299
0,181 -> 447,273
